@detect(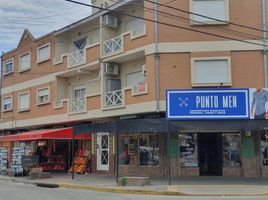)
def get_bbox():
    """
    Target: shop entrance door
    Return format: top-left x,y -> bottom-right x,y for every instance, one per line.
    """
97,132 -> 109,171
198,133 -> 222,176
